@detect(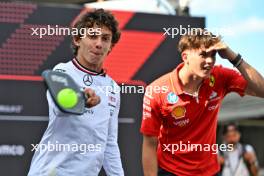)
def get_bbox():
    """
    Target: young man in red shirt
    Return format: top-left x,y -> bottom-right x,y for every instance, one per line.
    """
140,29 -> 264,176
